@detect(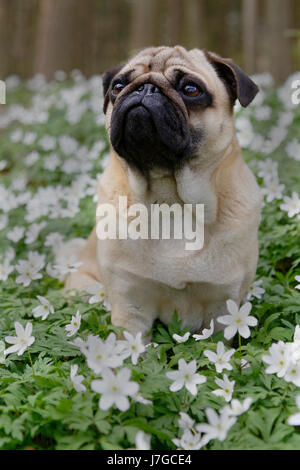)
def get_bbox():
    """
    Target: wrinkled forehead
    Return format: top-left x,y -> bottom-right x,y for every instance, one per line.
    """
120,46 -> 219,90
